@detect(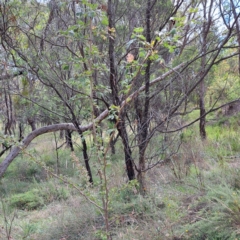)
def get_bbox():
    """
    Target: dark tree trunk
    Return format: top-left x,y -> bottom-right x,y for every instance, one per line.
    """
81,133 -> 93,183
27,117 -> 36,131
73,119 -> 93,184
107,0 -> 135,180
4,122 -> 12,135
199,86 -> 206,139
18,123 -> 24,141
0,144 -> 11,157
65,129 -> 74,151
36,63 -> 93,183
110,133 -> 119,155
110,135 -> 116,155
4,88 -> 13,135
199,0 -> 213,140
134,0 -> 153,194
136,60 -> 151,194
117,114 -> 135,180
